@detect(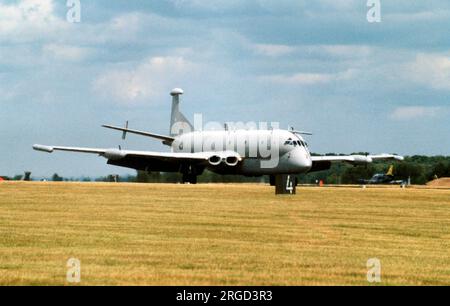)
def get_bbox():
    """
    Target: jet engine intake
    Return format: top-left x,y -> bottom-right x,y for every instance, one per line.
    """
225,156 -> 239,167
208,152 -> 241,167
208,155 -> 222,166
